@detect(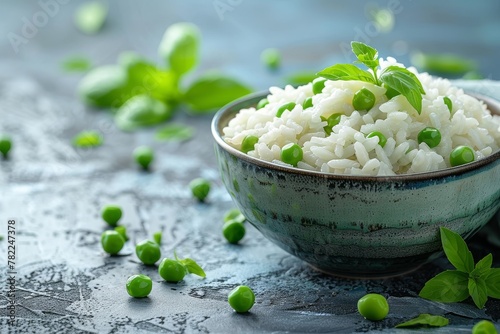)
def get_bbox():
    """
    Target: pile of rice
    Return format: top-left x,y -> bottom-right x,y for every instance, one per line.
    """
223,58 -> 500,176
